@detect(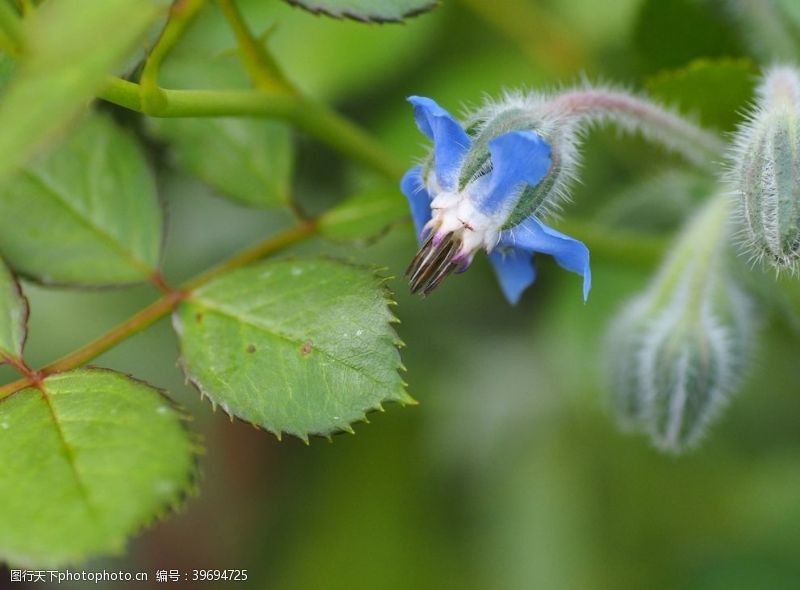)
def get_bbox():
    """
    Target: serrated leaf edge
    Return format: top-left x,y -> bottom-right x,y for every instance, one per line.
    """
0,367 -> 202,567
283,0 -> 439,24
172,256 -> 413,443
0,262 -> 29,364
